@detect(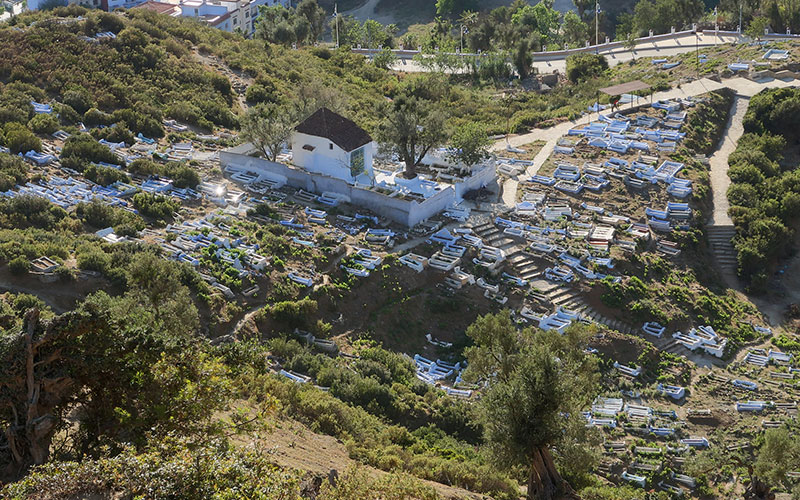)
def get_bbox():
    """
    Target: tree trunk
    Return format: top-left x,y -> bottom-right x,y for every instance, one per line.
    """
403,159 -> 417,179
528,447 -> 555,500
527,447 -> 578,500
